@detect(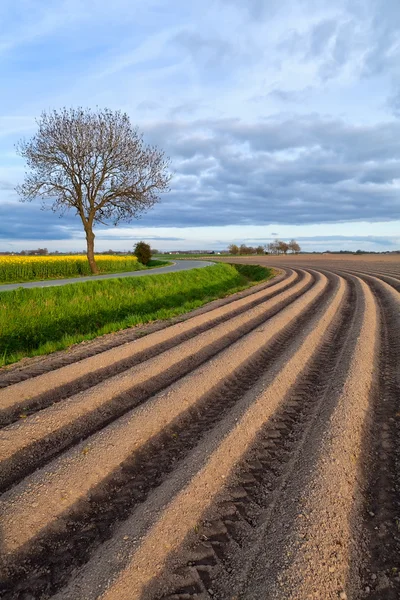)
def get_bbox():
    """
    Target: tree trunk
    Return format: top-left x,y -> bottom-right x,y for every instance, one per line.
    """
85,227 -> 99,274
